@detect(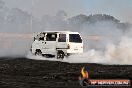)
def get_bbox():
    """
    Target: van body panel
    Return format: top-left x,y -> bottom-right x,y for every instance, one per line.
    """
67,42 -> 83,53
